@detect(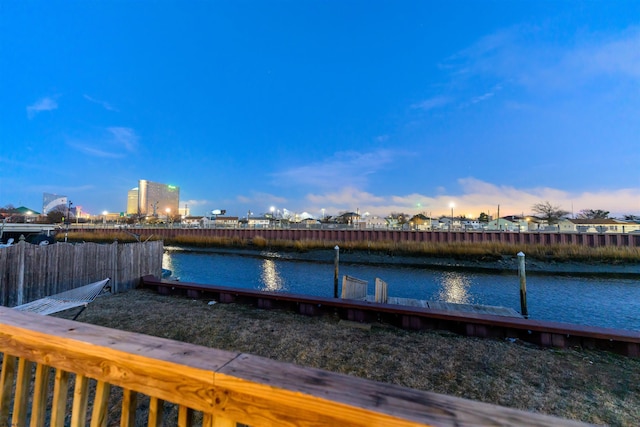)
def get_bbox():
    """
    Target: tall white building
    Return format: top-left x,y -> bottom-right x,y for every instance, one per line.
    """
126,180 -> 180,217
